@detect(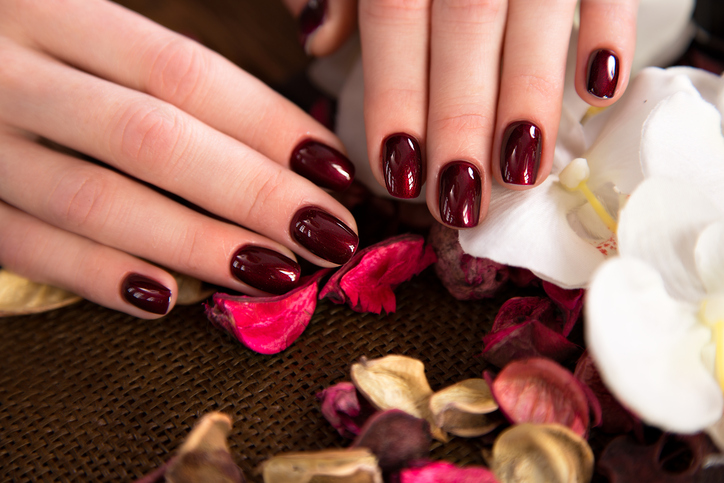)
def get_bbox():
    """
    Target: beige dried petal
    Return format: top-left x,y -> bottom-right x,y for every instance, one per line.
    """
0,270 -> 81,316
430,378 -> 501,437
351,355 -> 447,442
172,271 -> 215,305
262,448 -> 382,483
178,412 -> 233,455
491,423 -> 594,483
